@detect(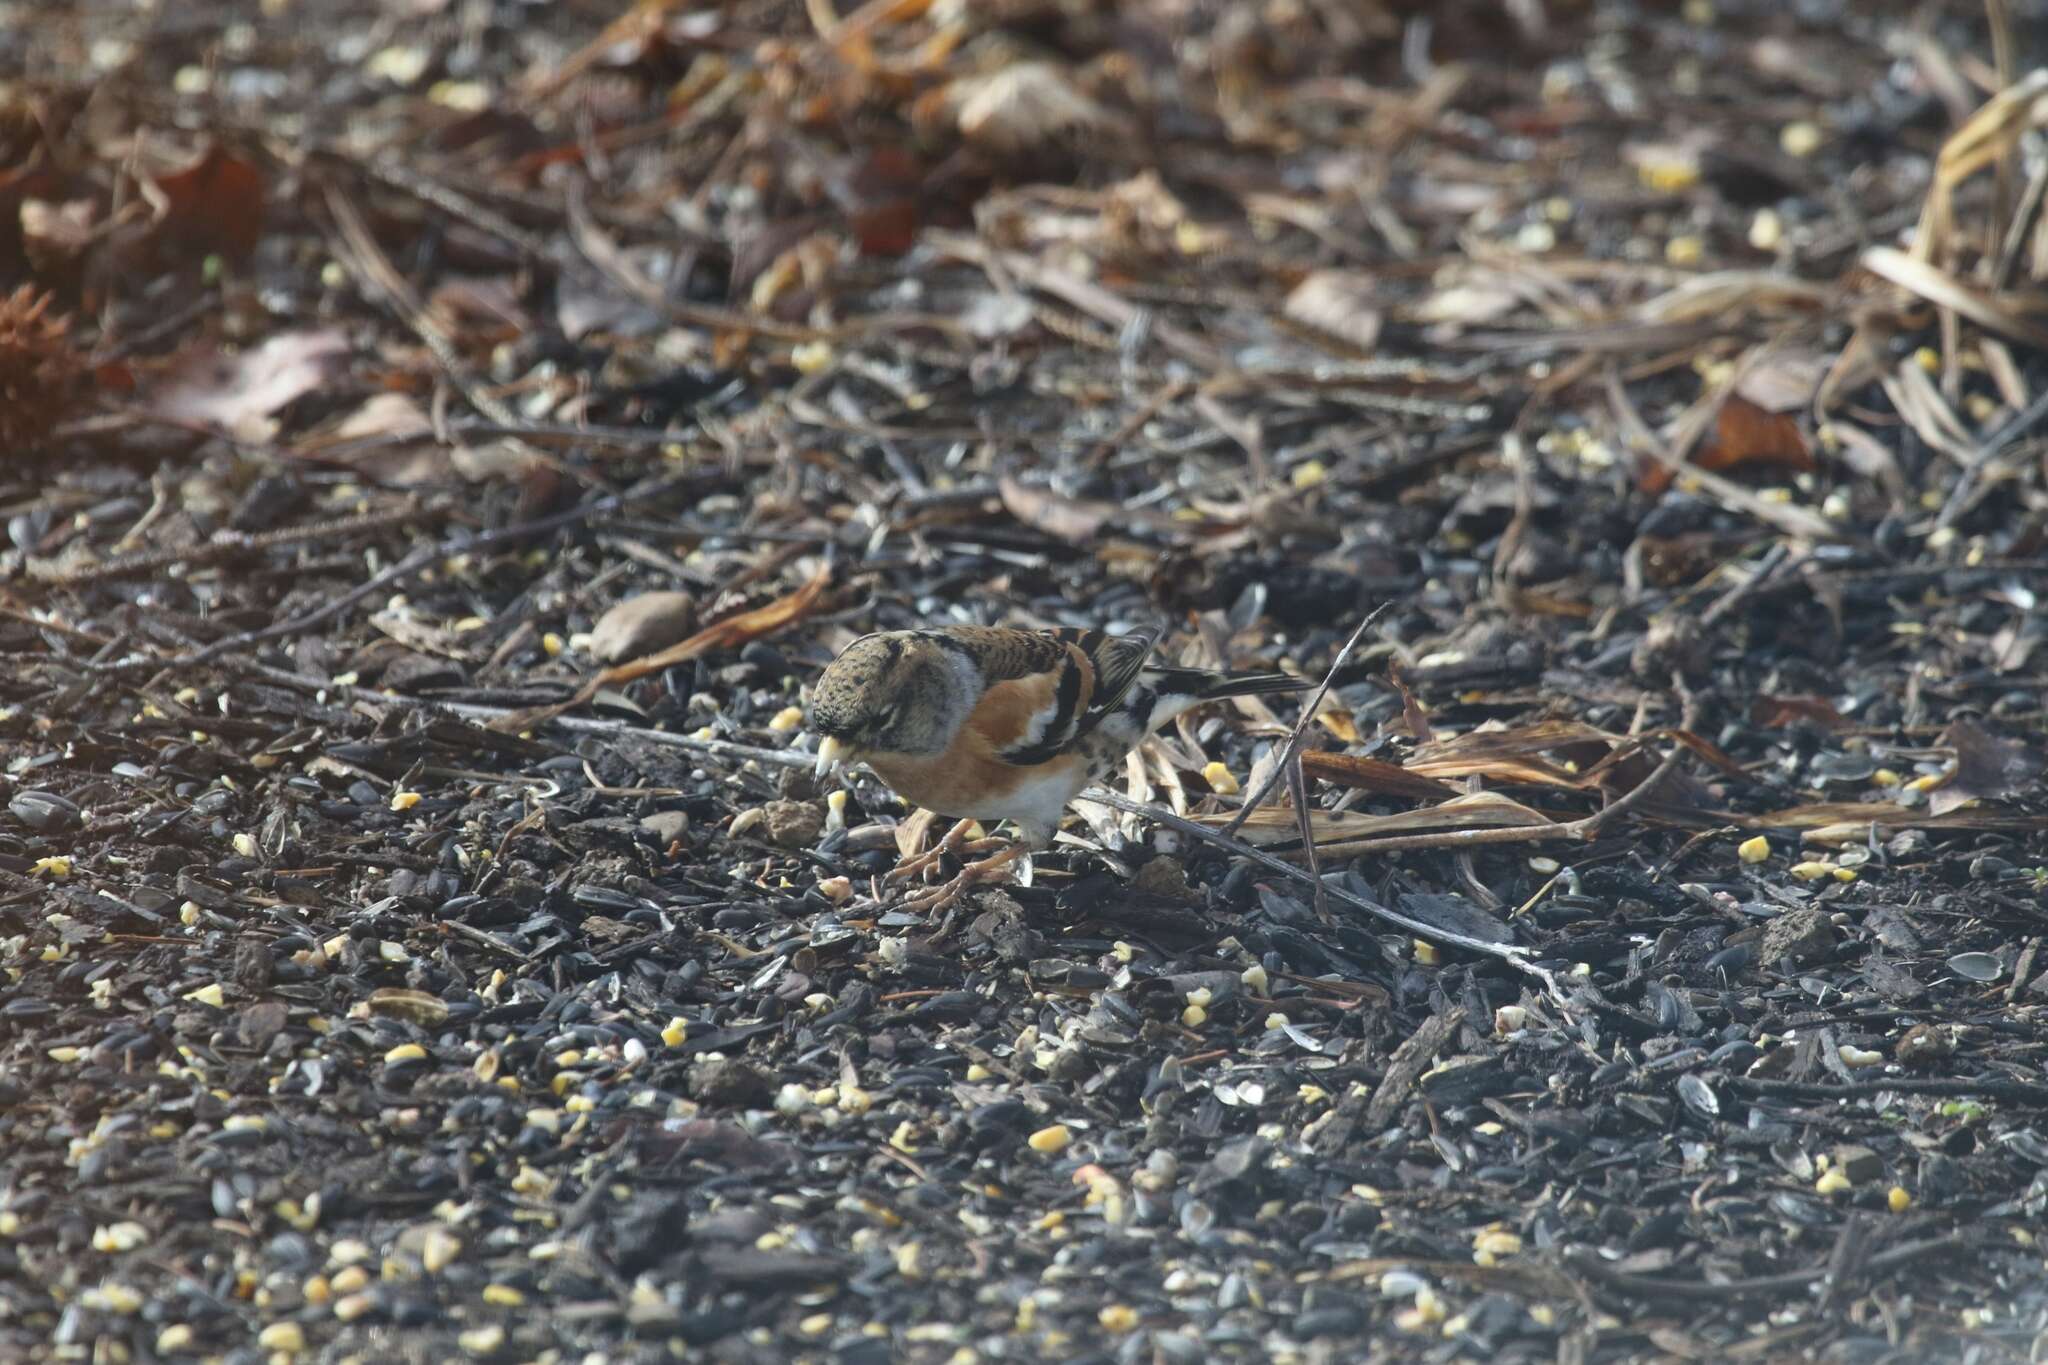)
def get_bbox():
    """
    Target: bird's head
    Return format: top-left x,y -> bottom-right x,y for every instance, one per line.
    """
808,631 -> 971,775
